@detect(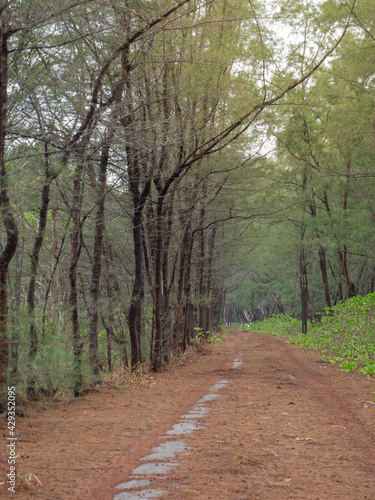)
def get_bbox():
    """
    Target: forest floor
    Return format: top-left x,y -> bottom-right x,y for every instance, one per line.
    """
1,327 -> 375,499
